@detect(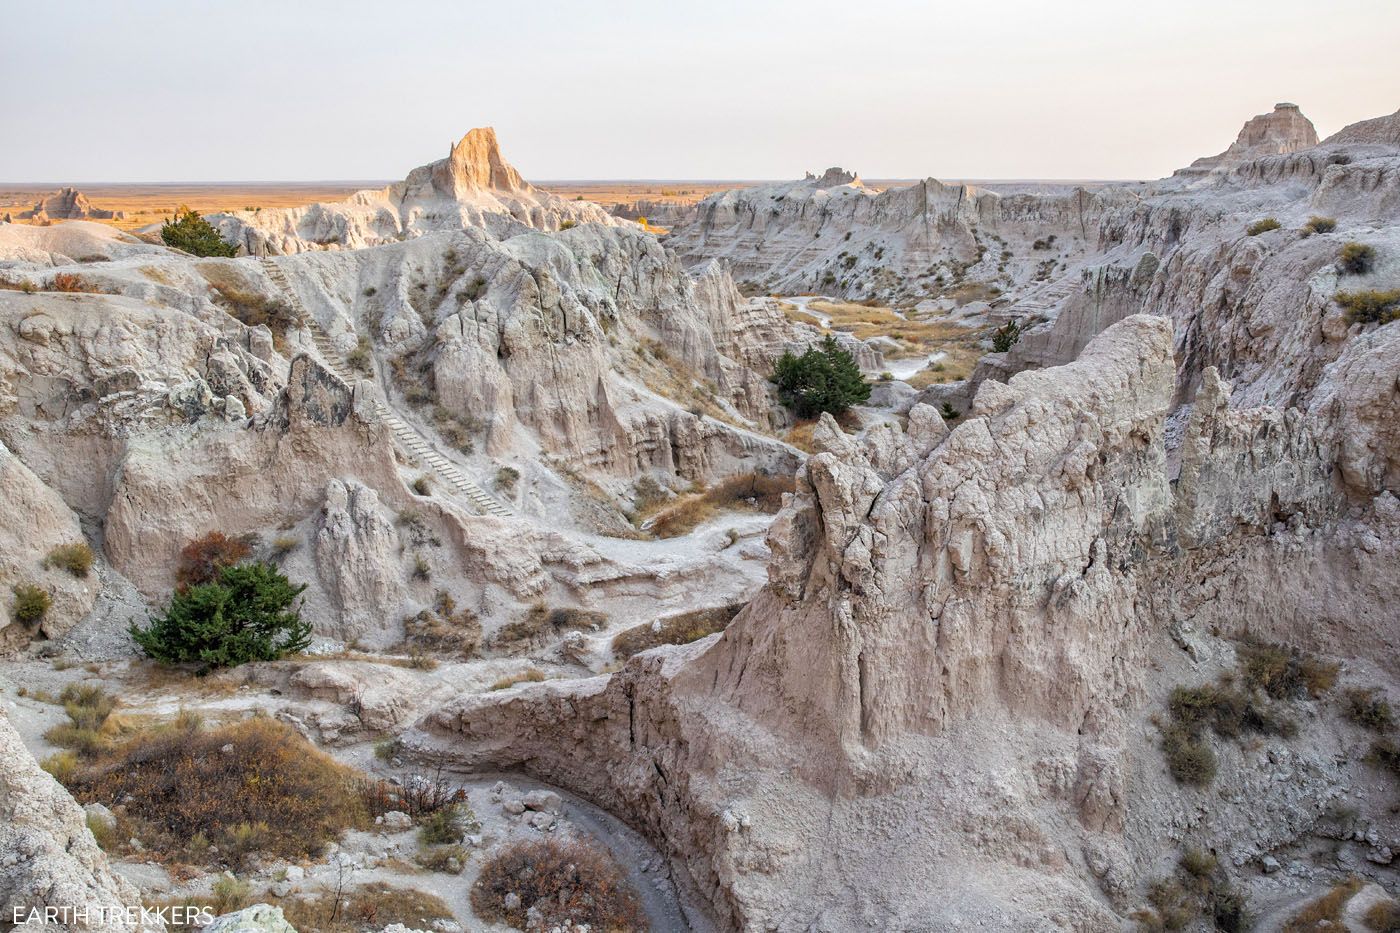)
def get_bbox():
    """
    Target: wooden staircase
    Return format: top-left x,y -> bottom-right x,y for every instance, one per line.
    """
259,258 -> 512,519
